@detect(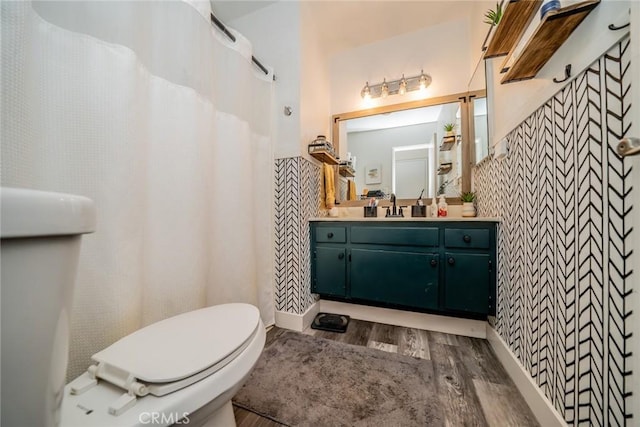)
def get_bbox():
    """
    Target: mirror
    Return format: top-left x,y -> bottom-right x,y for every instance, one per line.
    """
332,91 -> 485,205
468,59 -> 490,164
